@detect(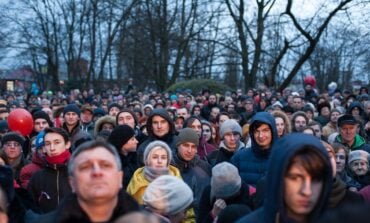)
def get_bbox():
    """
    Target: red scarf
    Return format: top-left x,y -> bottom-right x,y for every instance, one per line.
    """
46,150 -> 71,165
